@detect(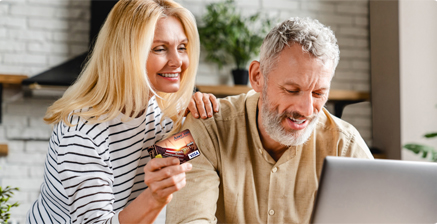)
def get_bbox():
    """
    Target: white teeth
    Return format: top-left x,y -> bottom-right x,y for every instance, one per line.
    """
290,118 -> 306,124
159,73 -> 179,78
